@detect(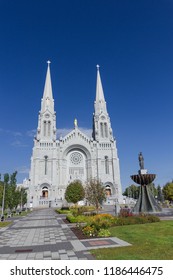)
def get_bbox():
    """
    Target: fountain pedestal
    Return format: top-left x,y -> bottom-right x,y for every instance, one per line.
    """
131,170 -> 162,213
